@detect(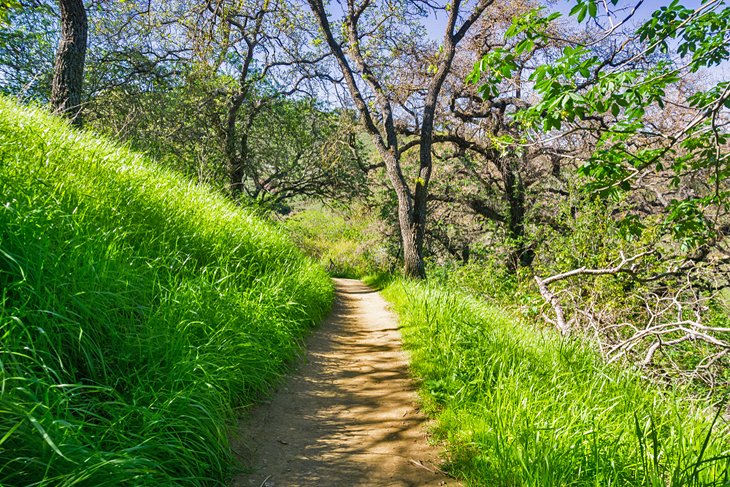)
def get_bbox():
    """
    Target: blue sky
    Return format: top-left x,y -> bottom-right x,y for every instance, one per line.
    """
423,0 -> 709,38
